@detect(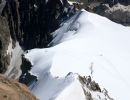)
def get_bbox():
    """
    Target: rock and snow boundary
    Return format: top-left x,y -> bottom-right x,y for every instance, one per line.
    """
23,10 -> 130,100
